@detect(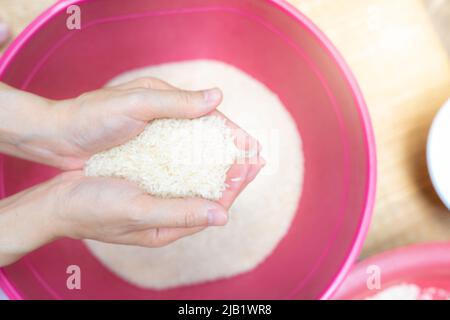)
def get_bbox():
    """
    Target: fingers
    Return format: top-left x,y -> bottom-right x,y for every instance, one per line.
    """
130,196 -> 228,229
0,20 -> 10,48
112,79 -> 223,120
123,150 -> 264,247
130,226 -> 206,247
219,153 -> 265,209
209,110 -> 261,154
206,110 -> 264,208
111,77 -> 176,91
